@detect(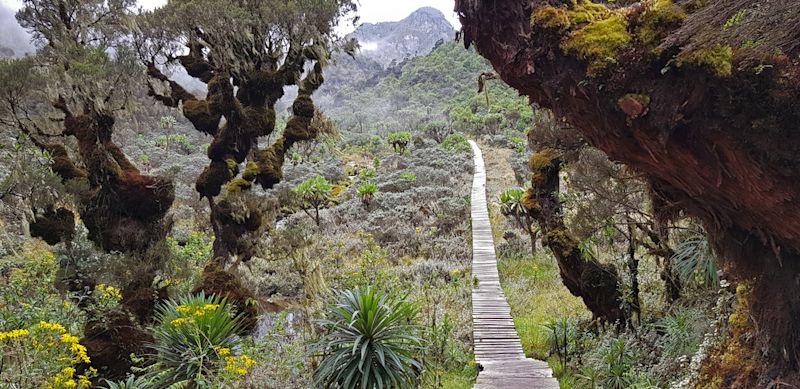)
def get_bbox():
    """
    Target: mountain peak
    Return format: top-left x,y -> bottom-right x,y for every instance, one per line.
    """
348,7 -> 455,68
408,7 -> 445,18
